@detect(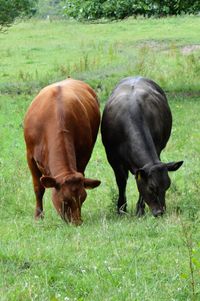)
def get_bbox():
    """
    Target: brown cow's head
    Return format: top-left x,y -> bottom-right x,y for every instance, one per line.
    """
136,161 -> 183,217
40,173 -> 100,225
